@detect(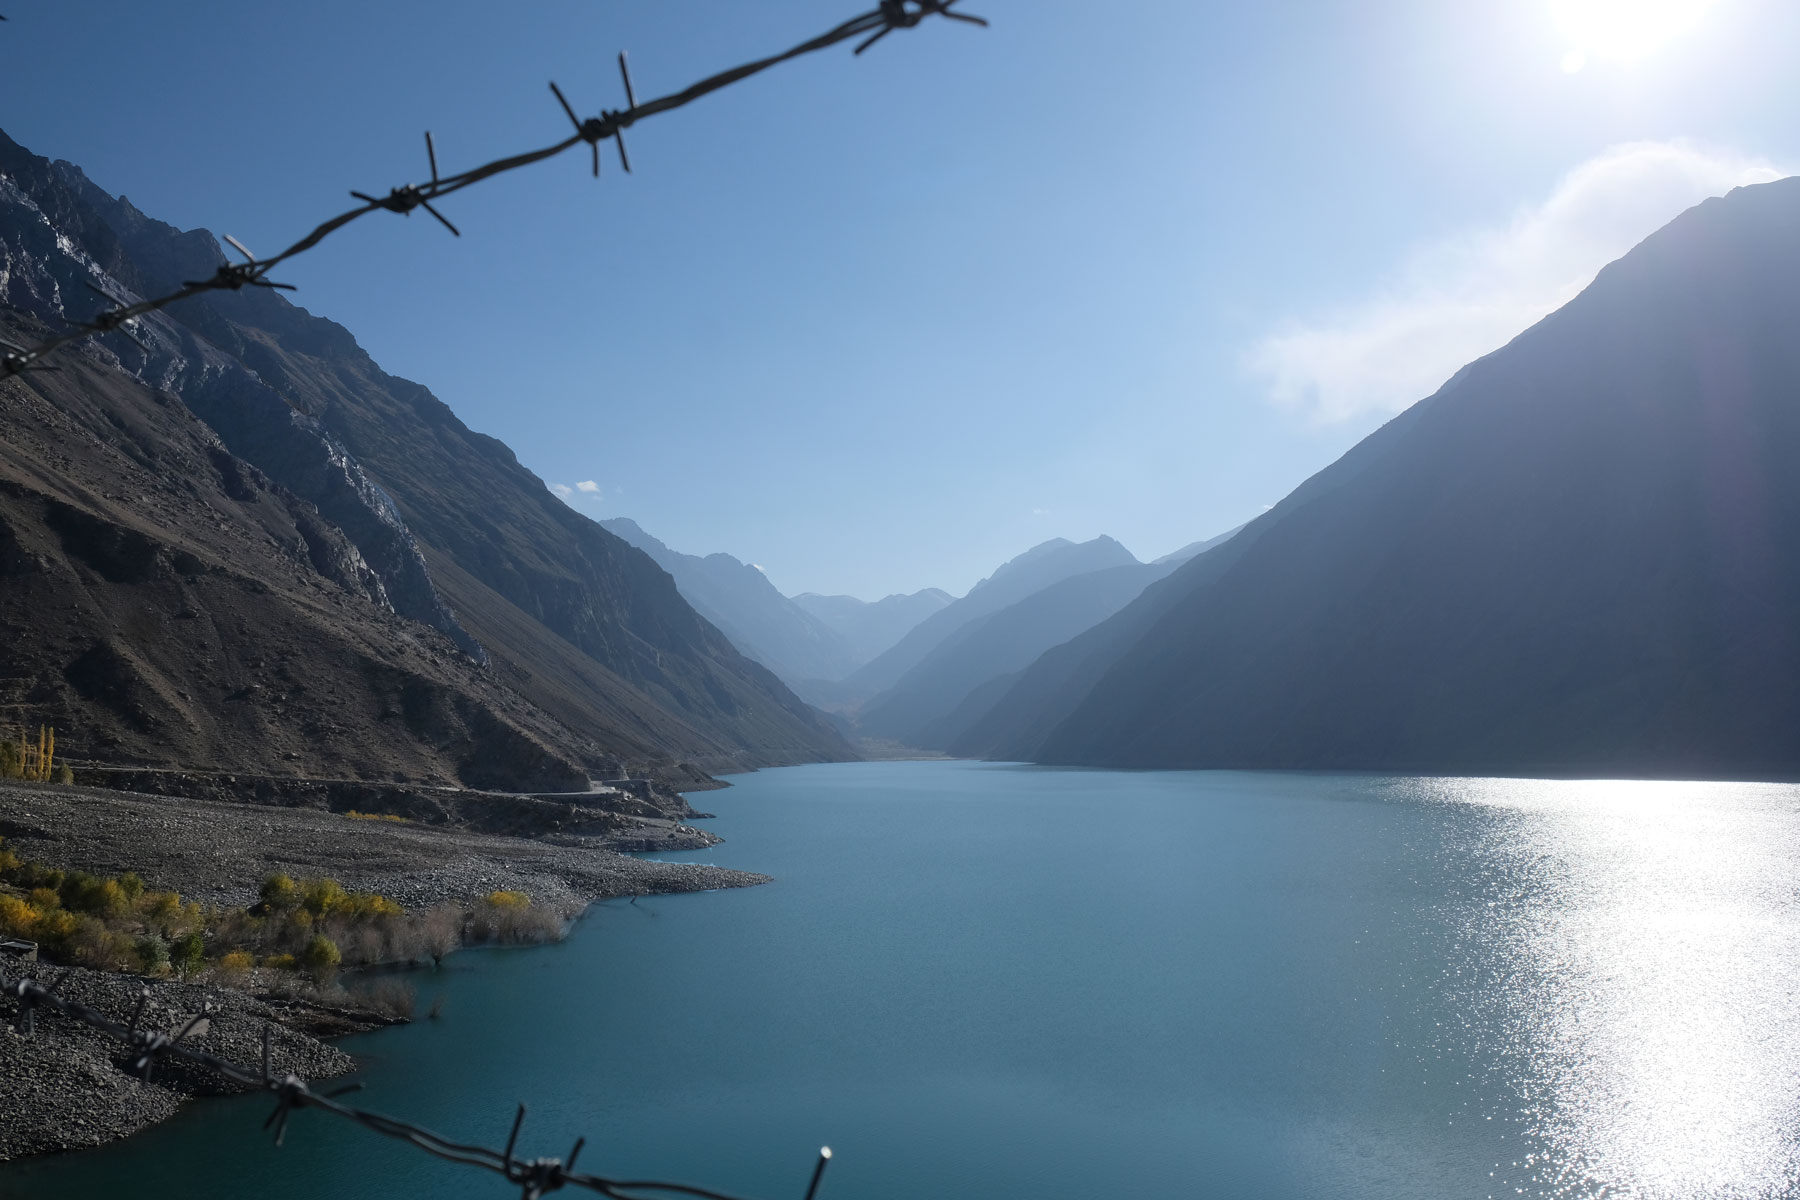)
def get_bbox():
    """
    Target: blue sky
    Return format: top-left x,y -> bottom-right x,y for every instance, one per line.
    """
2,1 -> 1796,598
